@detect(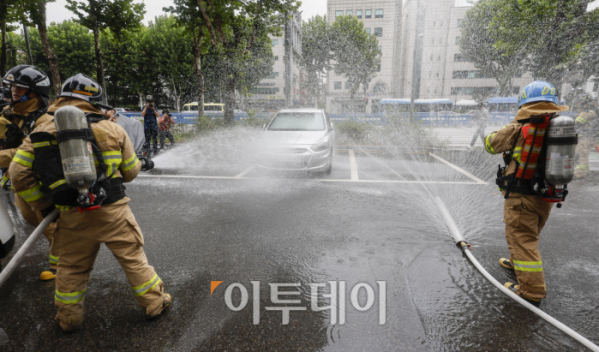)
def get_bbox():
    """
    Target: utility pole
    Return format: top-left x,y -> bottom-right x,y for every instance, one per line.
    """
410,0 -> 425,119
284,14 -> 294,107
22,24 -> 33,65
